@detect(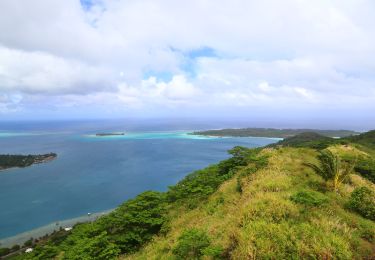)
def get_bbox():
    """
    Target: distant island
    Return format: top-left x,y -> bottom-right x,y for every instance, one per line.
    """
191,128 -> 359,138
0,153 -> 57,171
95,132 -> 125,136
